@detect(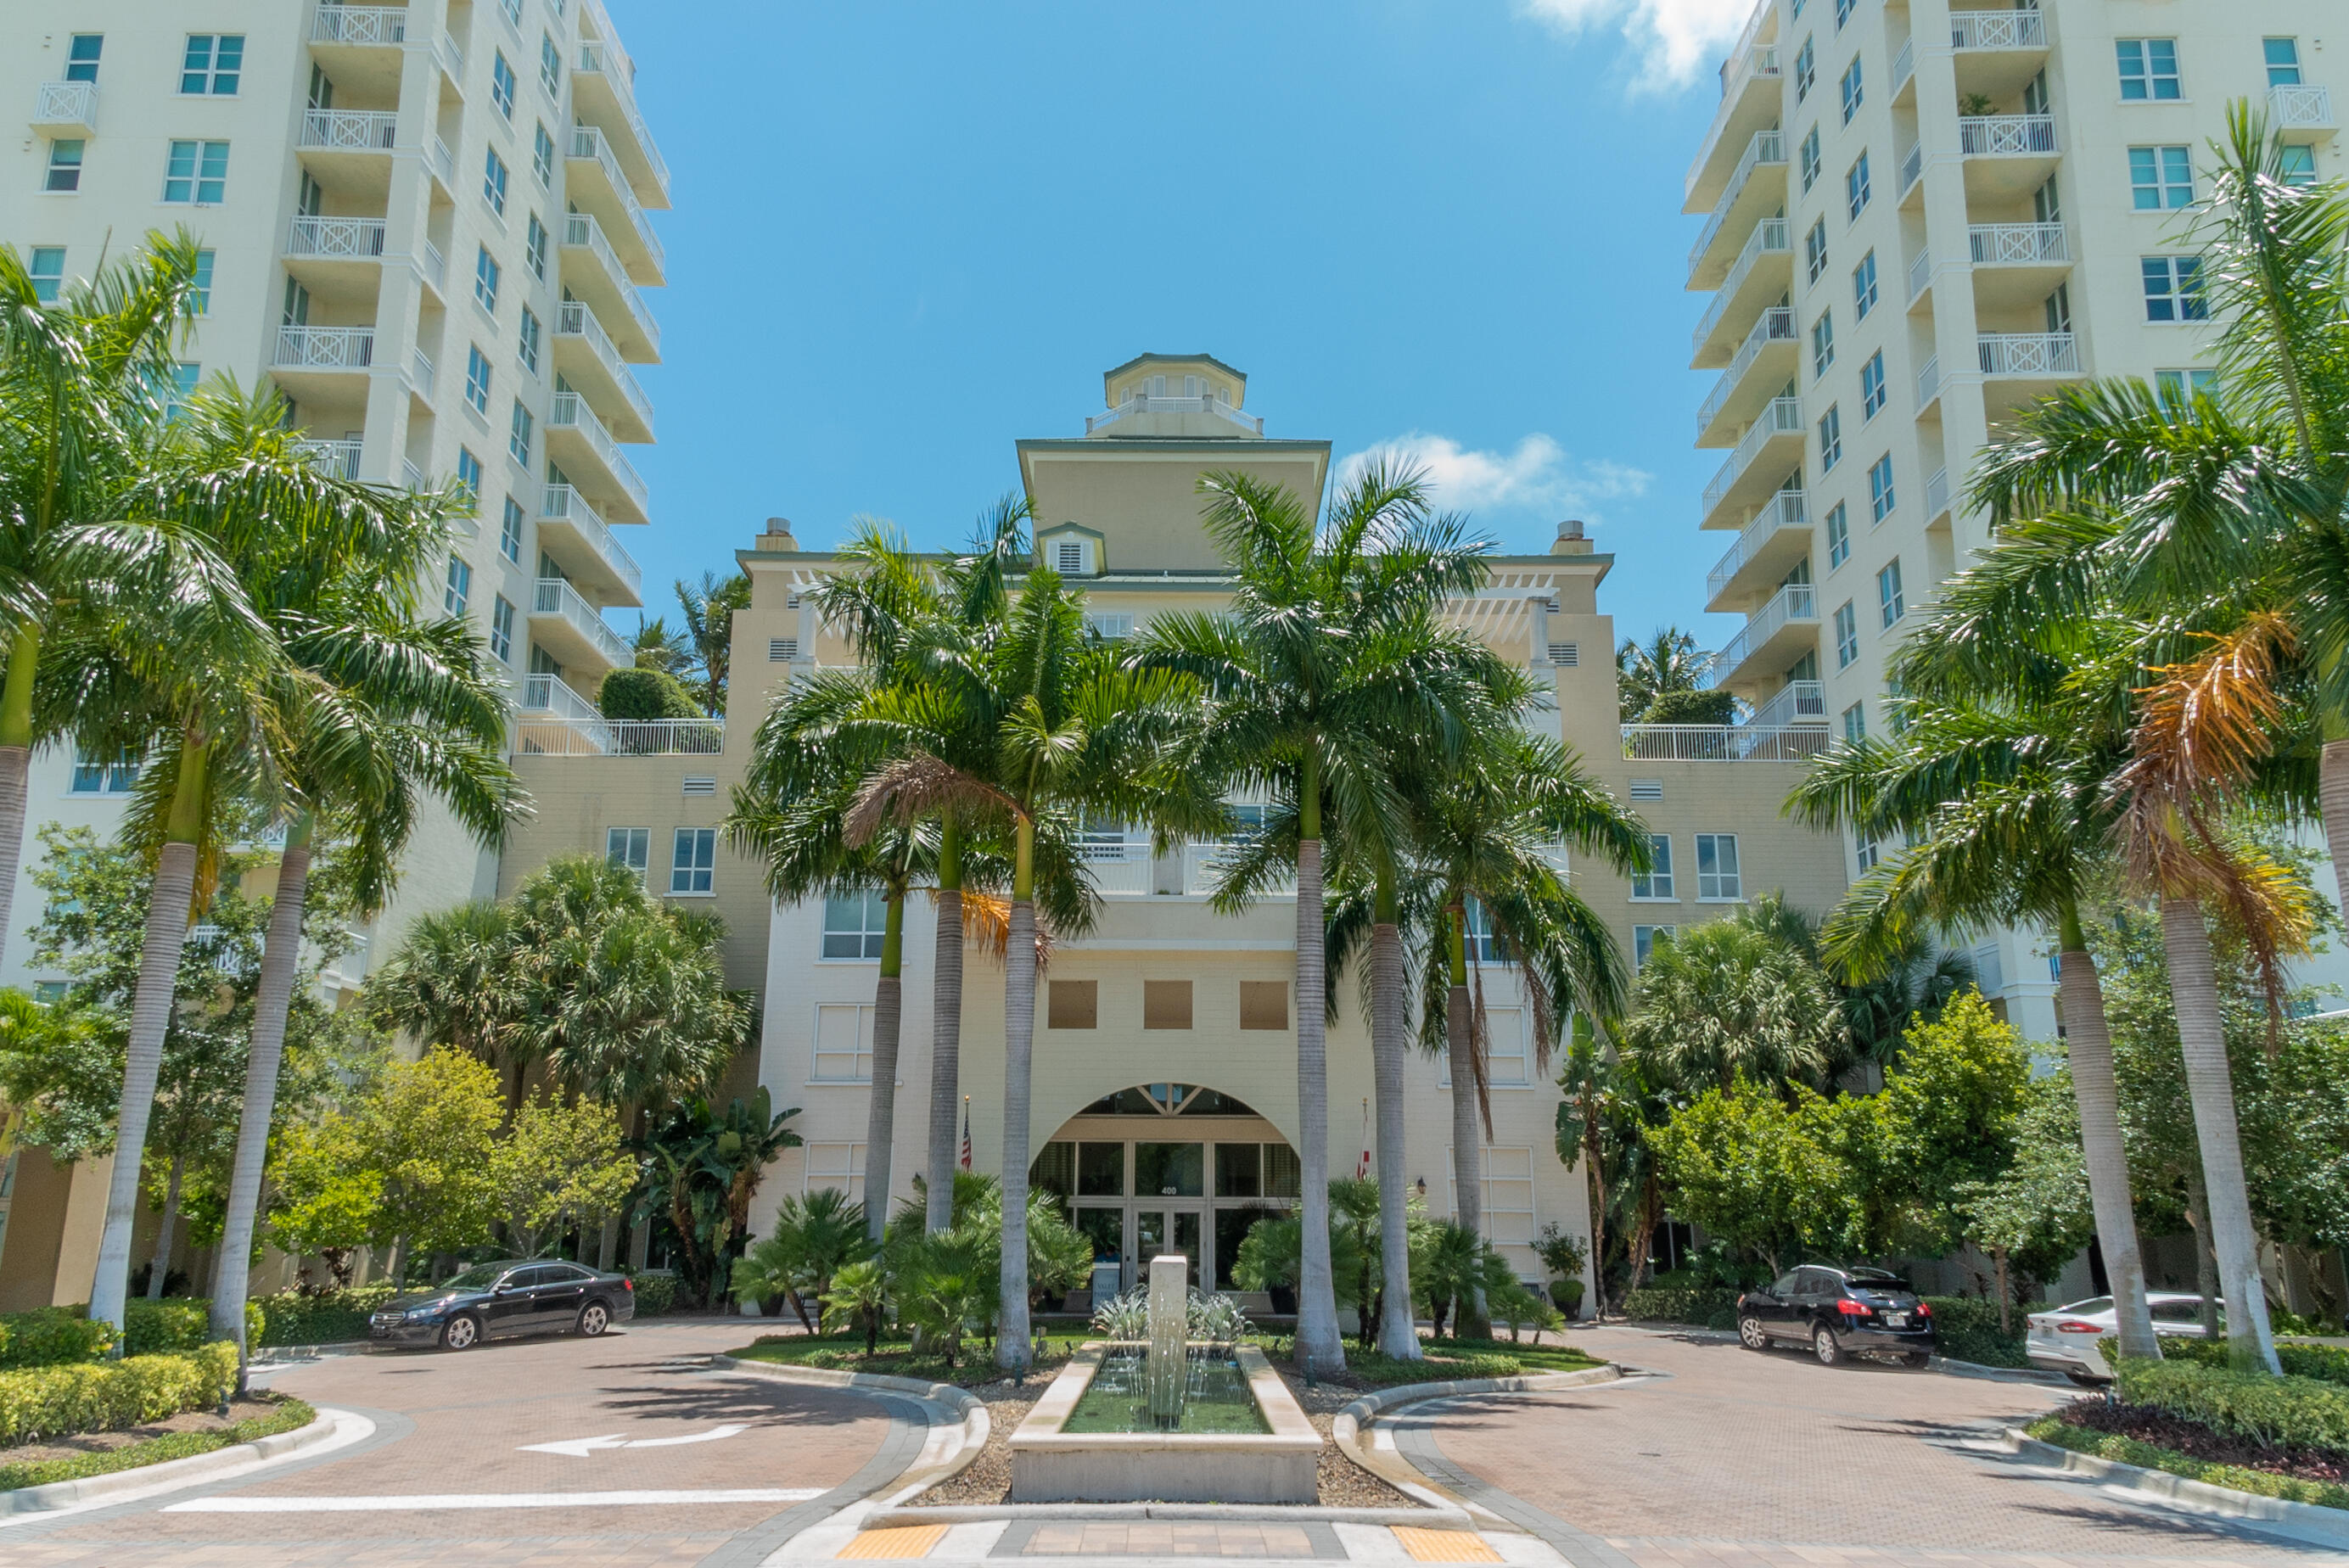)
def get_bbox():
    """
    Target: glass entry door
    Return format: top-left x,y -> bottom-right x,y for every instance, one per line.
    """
1133,1207 -> 1203,1289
